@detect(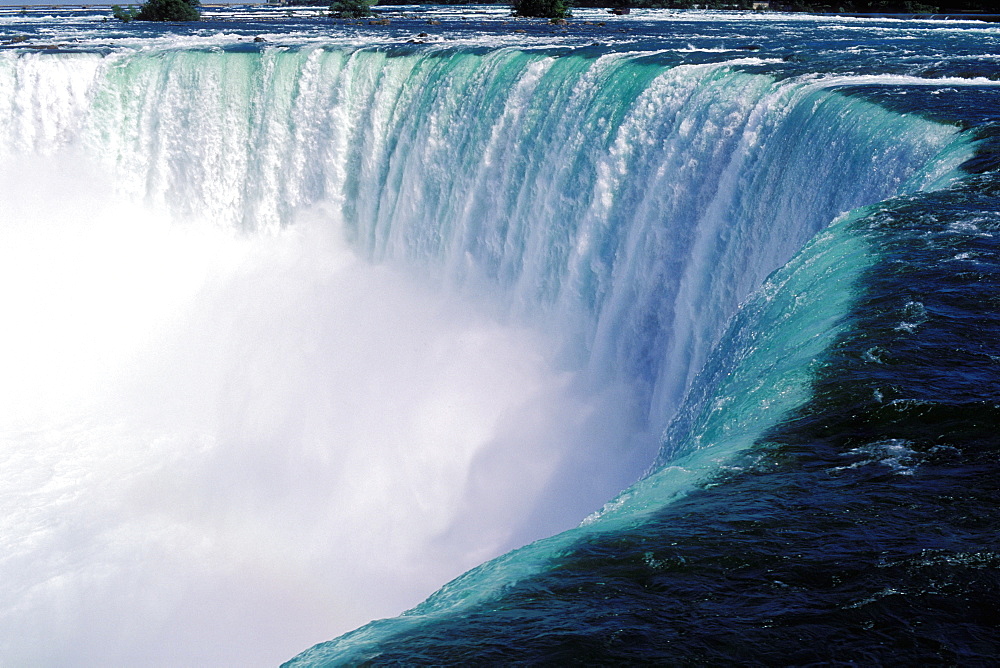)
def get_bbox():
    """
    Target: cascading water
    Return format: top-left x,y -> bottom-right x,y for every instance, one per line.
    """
1,8 -> 996,666
2,47 -> 967,424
